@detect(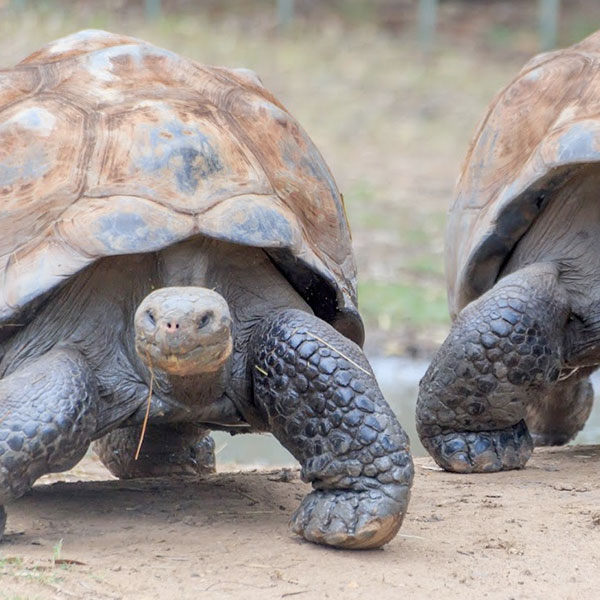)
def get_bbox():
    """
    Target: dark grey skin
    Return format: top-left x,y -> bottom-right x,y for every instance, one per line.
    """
417,170 -> 600,473
0,236 -> 413,549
